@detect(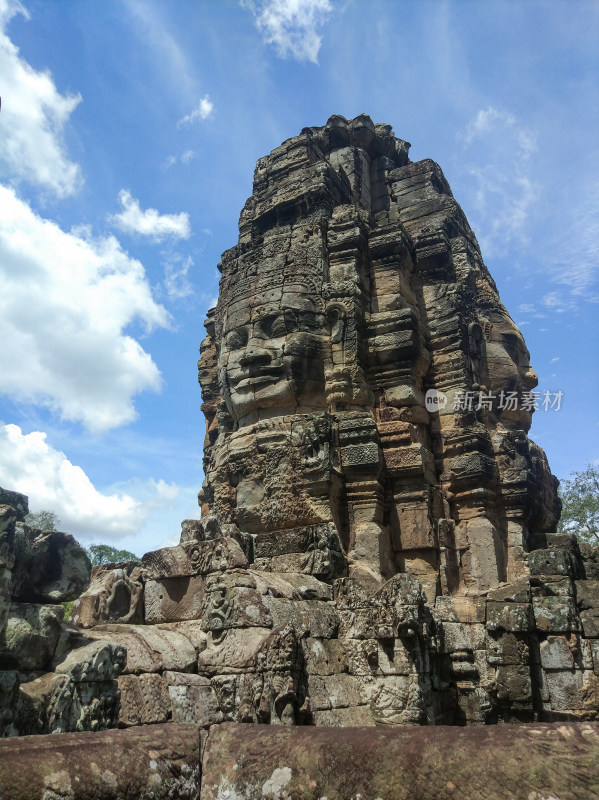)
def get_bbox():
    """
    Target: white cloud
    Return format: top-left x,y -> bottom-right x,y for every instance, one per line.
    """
163,253 -> 194,300
0,424 -> 197,547
0,423 -> 145,540
0,185 -> 170,432
458,107 -> 538,256
542,291 -> 574,313
0,0 -> 82,197
177,95 -> 214,127
109,189 -> 191,241
462,107 -> 514,146
242,0 -> 333,63
544,185 -> 599,303
164,150 -> 197,169
151,478 -> 180,501
516,302 -> 545,319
